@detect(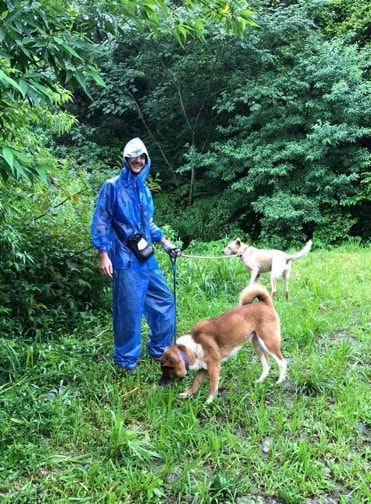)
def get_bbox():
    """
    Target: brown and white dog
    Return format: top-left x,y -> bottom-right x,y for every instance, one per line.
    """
223,238 -> 312,299
159,285 -> 286,404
